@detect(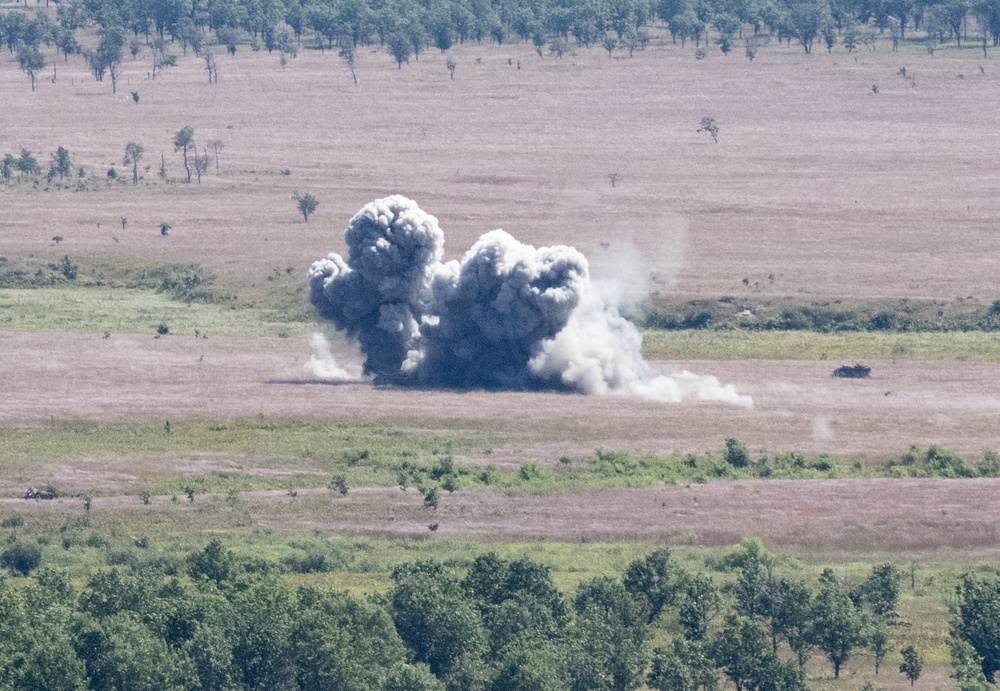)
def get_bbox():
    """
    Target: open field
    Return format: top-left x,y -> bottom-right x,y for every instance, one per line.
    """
9,477 -> 1000,553
3,330 -> 1000,458
3,17 -> 1000,688
3,26 -> 1000,304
